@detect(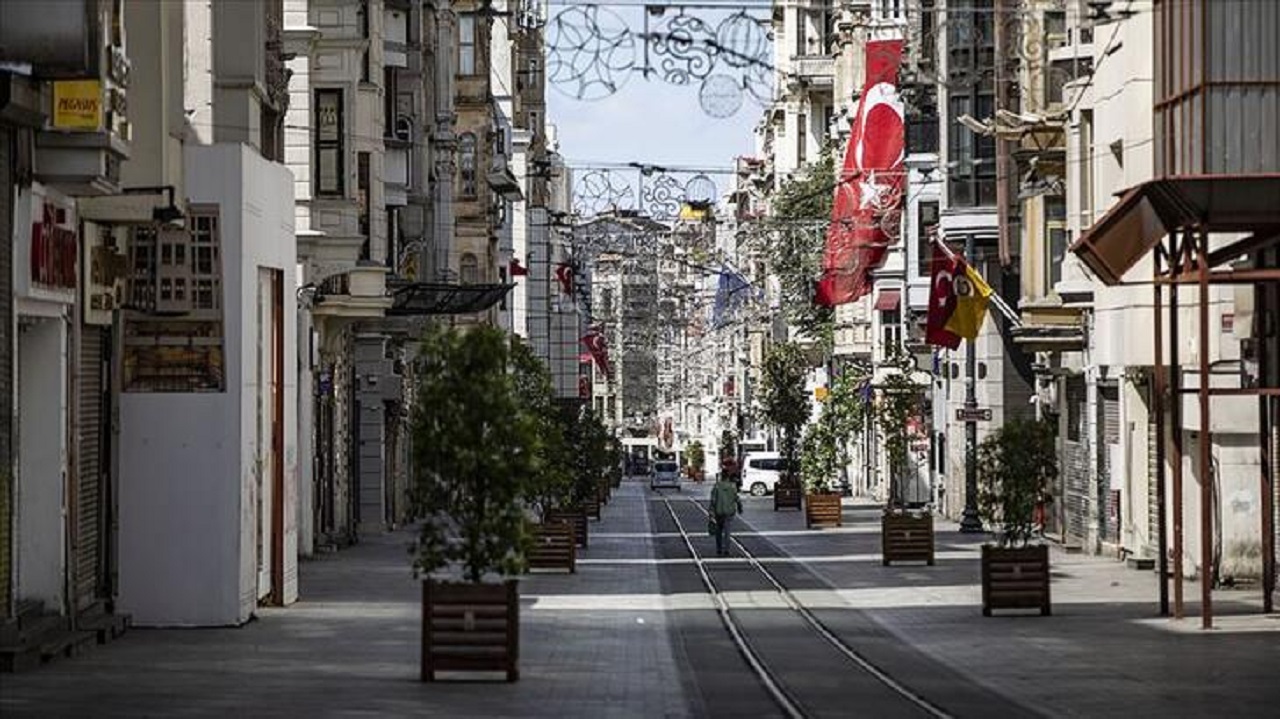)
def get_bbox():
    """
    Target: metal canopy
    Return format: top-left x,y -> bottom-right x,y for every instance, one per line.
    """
1071,174 -> 1280,284
386,282 -> 514,316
